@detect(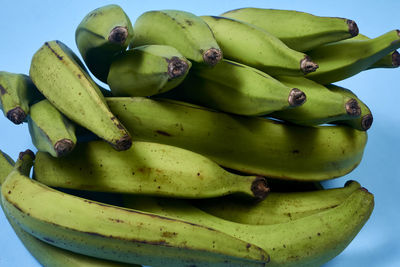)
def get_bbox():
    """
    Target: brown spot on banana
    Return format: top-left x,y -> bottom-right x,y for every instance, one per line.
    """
202,48 -> 223,66
156,130 -> 171,137
45,41 -> 63,60
108,26 -> 128,44
361,114 -> 373,131
166,57 -> 189,79
347,20 -> 359,37
288,88 -> 306,107
6,107 -> 26,124
300,56 -> 318,74
345,98 -> 361,117
251,176 -> 270,201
